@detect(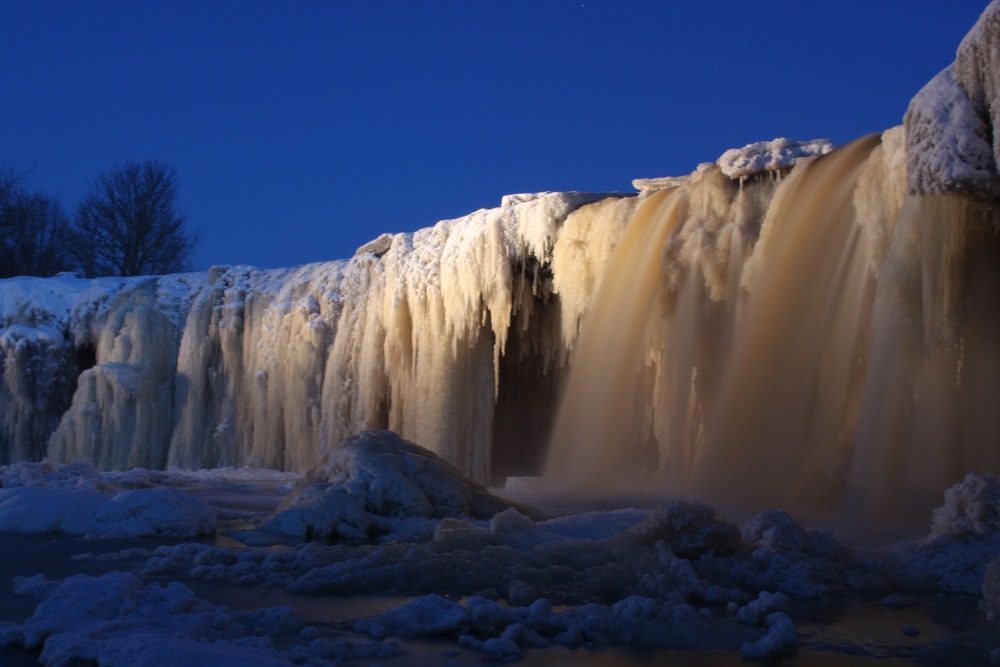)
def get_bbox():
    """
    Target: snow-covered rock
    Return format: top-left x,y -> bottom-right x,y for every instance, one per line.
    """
263,430 -> 539,542
616,501 -> 740,559
905,0 -> 1000,198
930,473 -> 1000,539
716,137 -> 833,179
891,475 -> 1000,597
